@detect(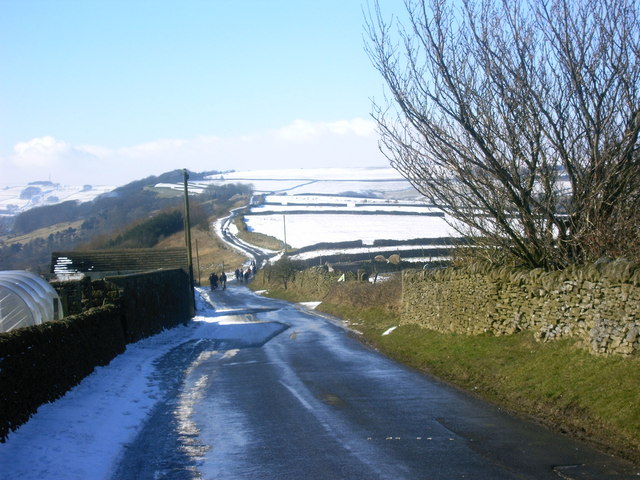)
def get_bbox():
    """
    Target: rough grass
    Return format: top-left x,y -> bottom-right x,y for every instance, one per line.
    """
254,274 -> 640,465
233,216 -> 287,251
155,222 -> 247,283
